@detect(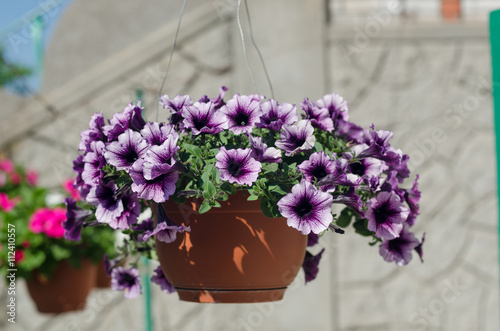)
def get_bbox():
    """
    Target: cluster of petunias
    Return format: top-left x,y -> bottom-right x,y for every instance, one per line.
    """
0,158 -> 38,212
67,86 -> 424,297
28,207 -> 66,238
